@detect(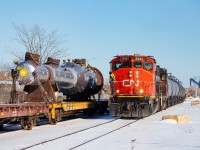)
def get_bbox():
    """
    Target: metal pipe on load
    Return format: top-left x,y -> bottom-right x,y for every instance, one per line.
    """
14,52 -> 103,98
16,61 -> 77,88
